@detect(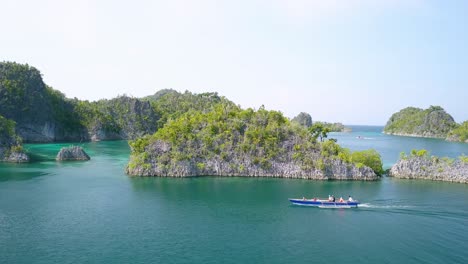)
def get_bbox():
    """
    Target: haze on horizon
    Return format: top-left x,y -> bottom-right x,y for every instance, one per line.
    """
1,0 -> 467,125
